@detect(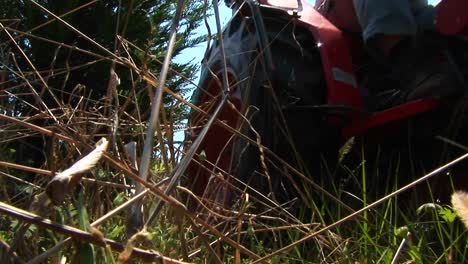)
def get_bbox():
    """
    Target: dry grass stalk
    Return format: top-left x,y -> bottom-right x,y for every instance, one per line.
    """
0,116 -> 261,259
27,0 -> 119,60
0,160 -> 53,176
451,191 -> 468,228
28,190 -> 150,264
45,138 -> 109,204
0,201 -> 176,262
0,160 -> 132,189
0,1 -> 321,262
118,229 -> 190,264
124,141 -> 145,237
251,153 -> 468,263
1,0 -> 99,48
0,238 -> 25,264
0,21 -> 61,120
